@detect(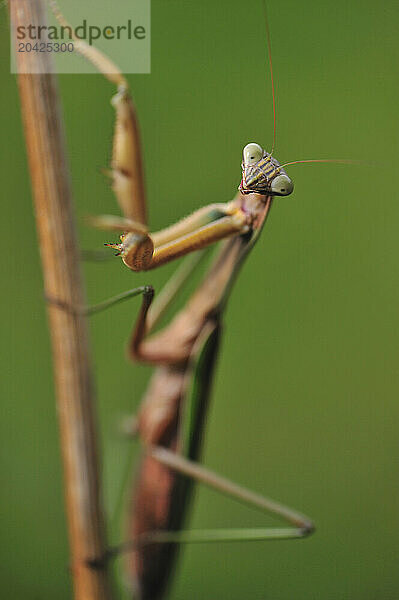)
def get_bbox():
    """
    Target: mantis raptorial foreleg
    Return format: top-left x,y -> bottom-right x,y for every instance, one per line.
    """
95,198 -> 249,272
50,1 -> 147,225
53,3 -> 271,277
